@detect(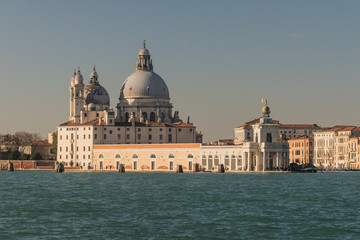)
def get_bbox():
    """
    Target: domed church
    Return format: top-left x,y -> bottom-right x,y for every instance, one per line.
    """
117,41 -> 177,123
57,42 -> 200,169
